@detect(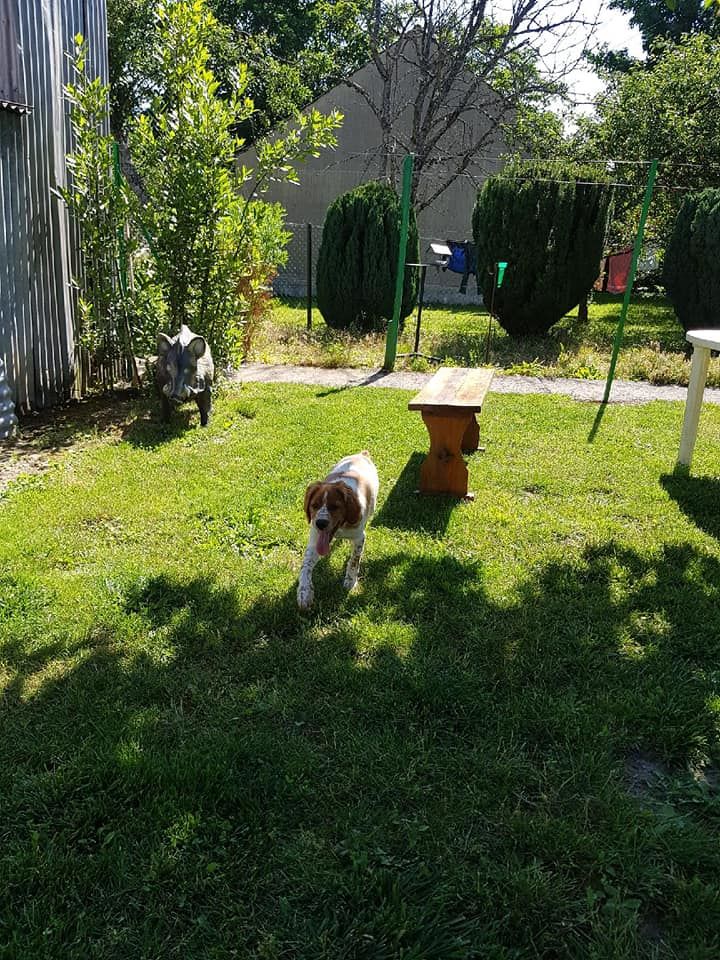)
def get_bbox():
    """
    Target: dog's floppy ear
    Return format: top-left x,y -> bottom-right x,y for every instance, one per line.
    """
304,482 -> 322,523
341,485 -> 362,527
